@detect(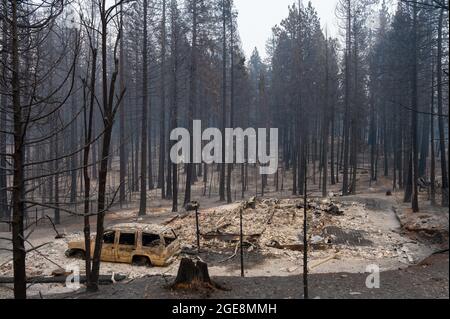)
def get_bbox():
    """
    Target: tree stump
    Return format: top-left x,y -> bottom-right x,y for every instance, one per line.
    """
171,258 -> 225,291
